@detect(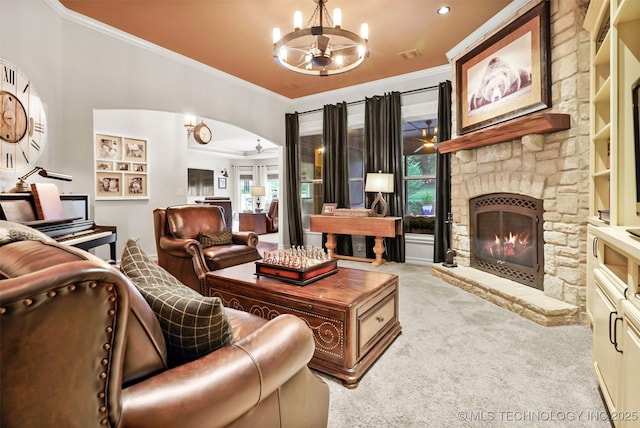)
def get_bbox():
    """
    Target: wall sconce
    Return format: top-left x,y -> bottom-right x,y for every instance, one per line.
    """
184,114 -> 197,139
365,171 -> 394,217
8,166 -> 73,193
251,185 -> 266,212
